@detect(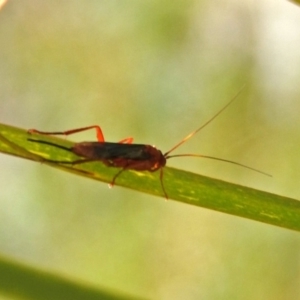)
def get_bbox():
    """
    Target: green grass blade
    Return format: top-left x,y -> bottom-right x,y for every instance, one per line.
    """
0,255 -> 143,300
1,123 -> 300,231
